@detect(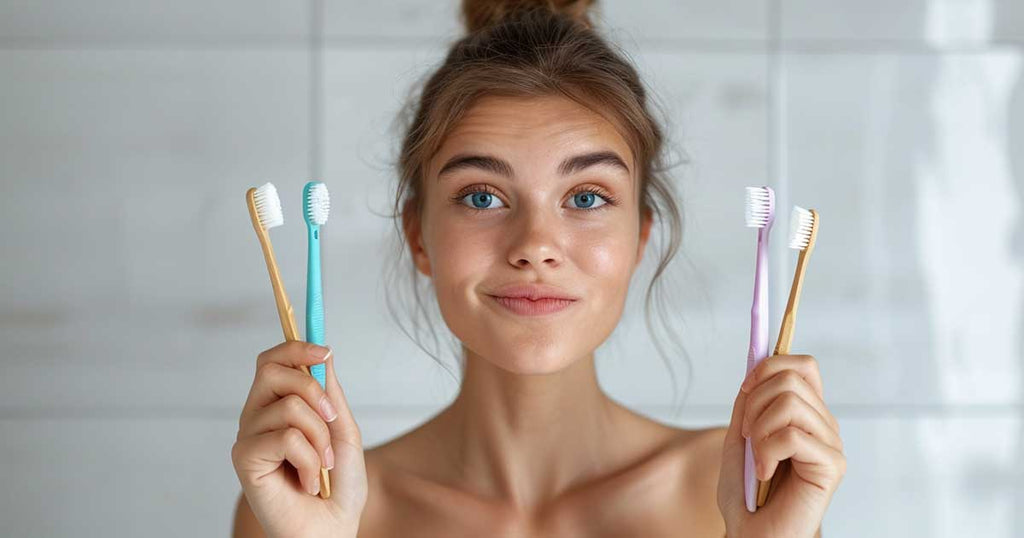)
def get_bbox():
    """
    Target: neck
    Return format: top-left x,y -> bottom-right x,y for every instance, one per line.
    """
439,345 -> 620,510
